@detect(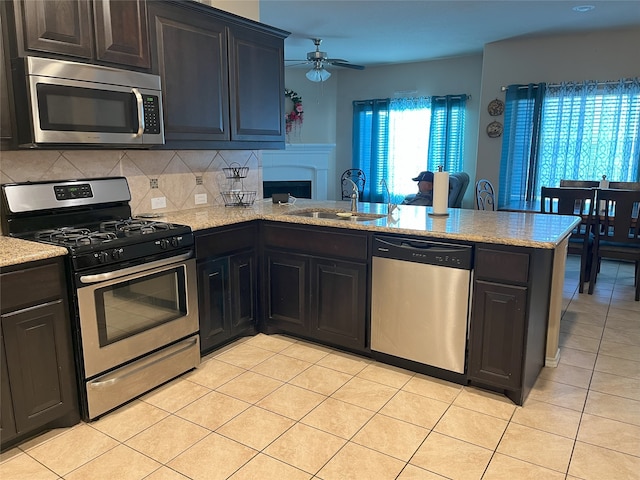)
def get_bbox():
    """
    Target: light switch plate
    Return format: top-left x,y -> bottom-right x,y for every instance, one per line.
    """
195,193 -> 207,205
151,197 -> 166,209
